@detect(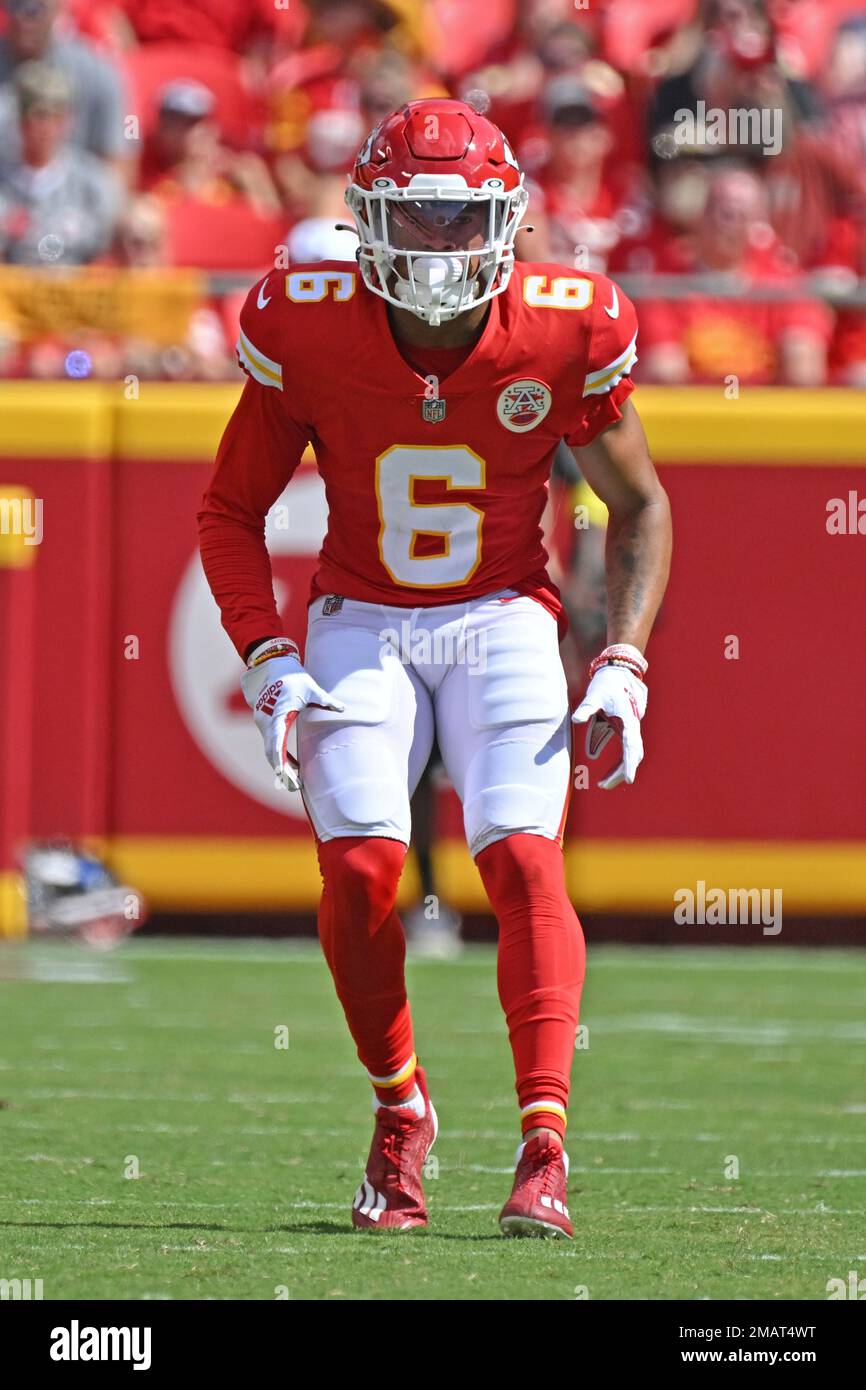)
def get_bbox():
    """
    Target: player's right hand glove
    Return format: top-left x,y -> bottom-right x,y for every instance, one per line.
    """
240,637 -> 344,792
